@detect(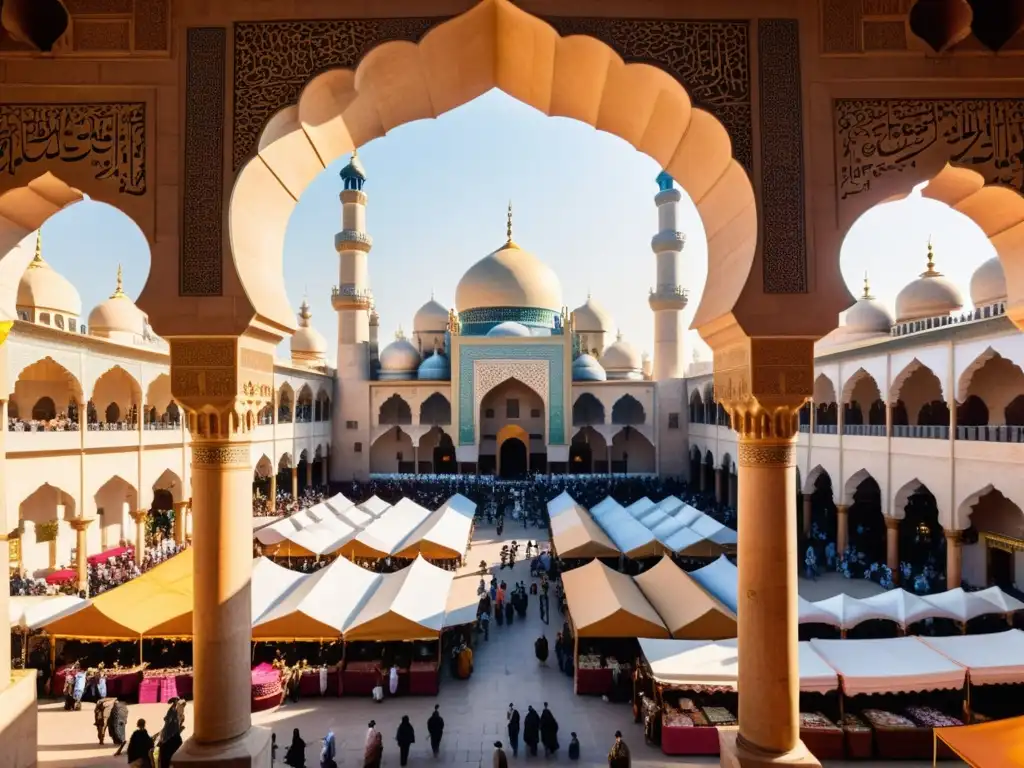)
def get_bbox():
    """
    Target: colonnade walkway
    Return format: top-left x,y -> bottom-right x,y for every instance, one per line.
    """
36,521 -> 924,767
